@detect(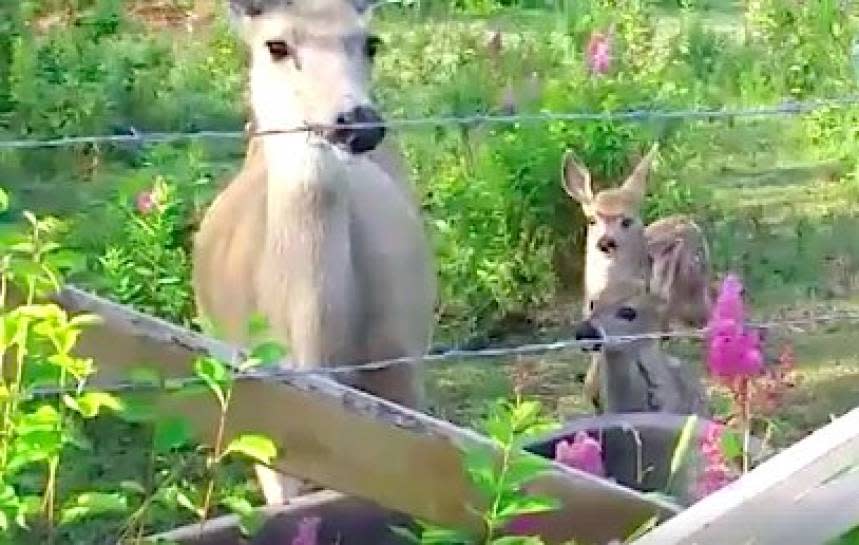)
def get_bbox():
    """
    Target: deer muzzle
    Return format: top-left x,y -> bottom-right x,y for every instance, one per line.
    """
574,320 -> 604,352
